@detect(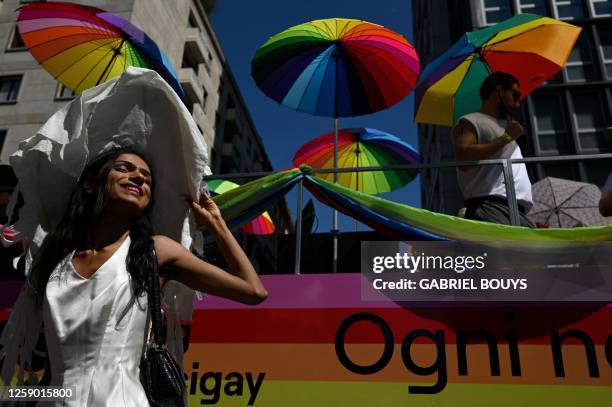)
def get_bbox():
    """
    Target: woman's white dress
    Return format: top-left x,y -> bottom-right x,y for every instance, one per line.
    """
42,236 -> 150,406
